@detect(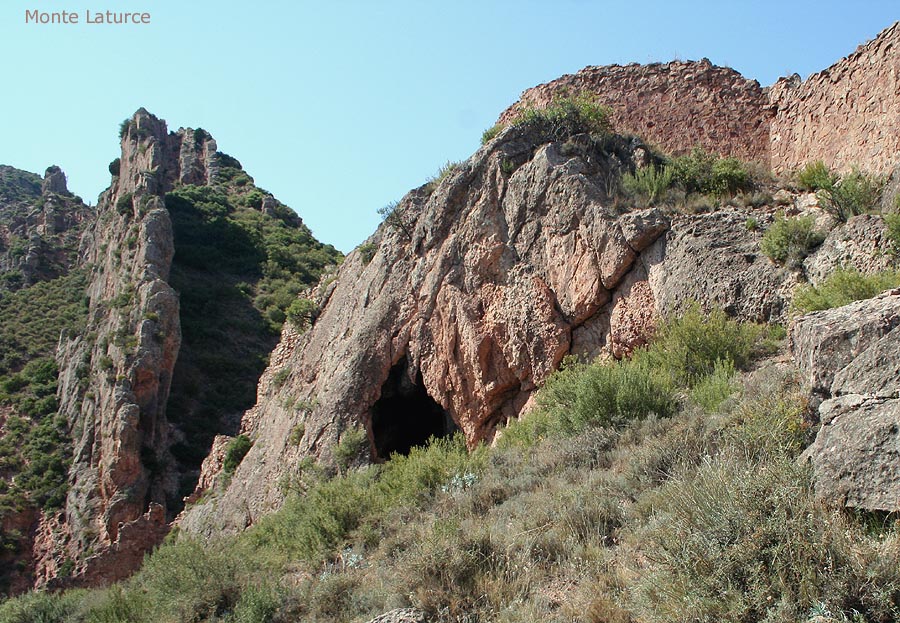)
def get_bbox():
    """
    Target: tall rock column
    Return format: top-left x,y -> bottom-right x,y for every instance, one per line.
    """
47,110 -> 182,585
